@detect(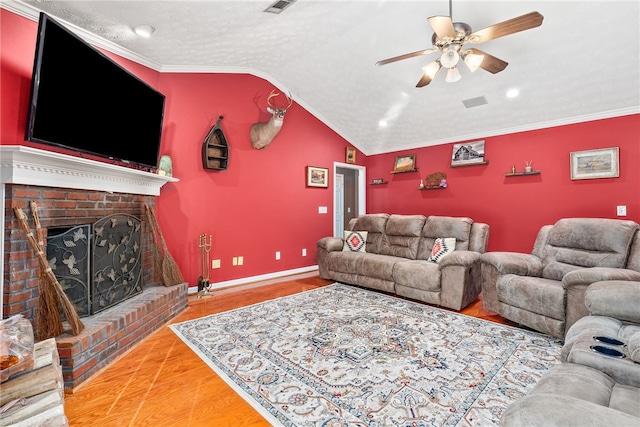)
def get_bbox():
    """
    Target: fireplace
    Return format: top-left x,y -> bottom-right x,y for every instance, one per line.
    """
1,145 -> 187,390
